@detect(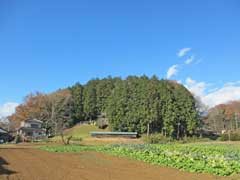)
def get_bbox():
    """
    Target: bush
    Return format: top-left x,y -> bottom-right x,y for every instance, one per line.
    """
179,136 -> 212,144
142,134 -> 173,144
220,130 -> 240,141
143,134 -> 212,144
14,135 -> 21,144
